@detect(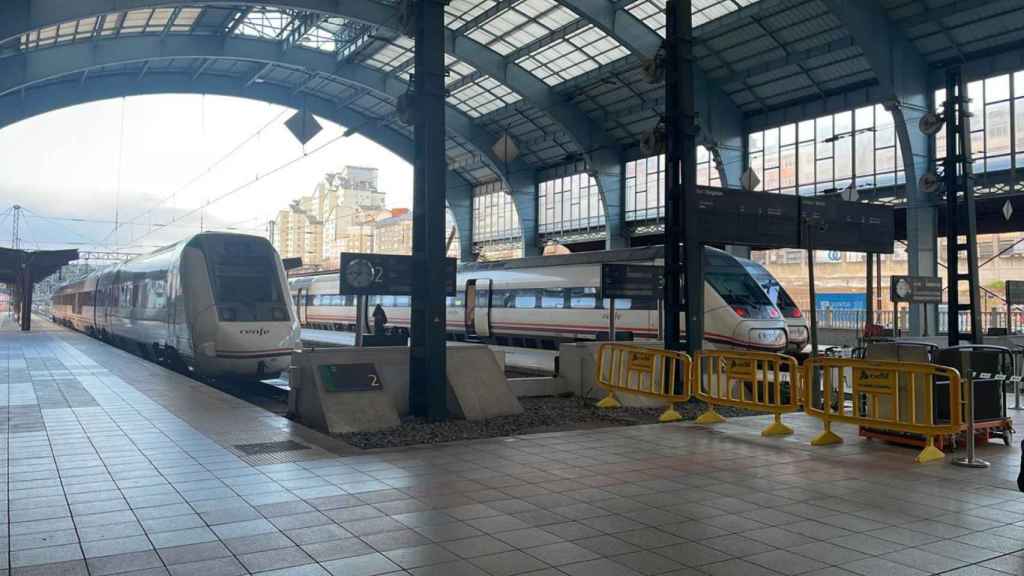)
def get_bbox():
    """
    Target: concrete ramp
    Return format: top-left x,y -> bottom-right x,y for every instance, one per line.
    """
446,346 -> 523,419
